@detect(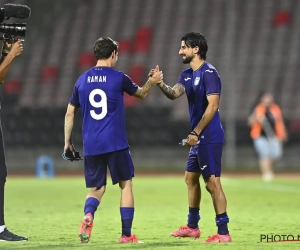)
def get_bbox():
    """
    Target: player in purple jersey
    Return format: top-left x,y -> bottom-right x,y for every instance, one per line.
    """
150,32 -> 231,243
64,37 -> 163,244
